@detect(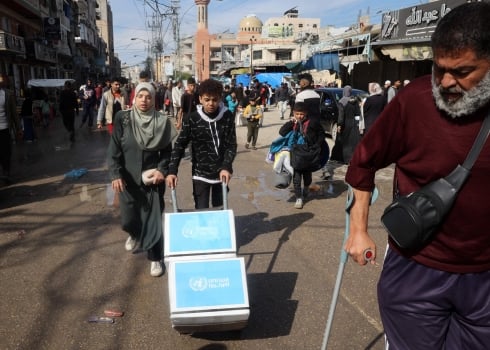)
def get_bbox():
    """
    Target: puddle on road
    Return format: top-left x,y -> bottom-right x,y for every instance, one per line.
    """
238,173 -> 347,208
